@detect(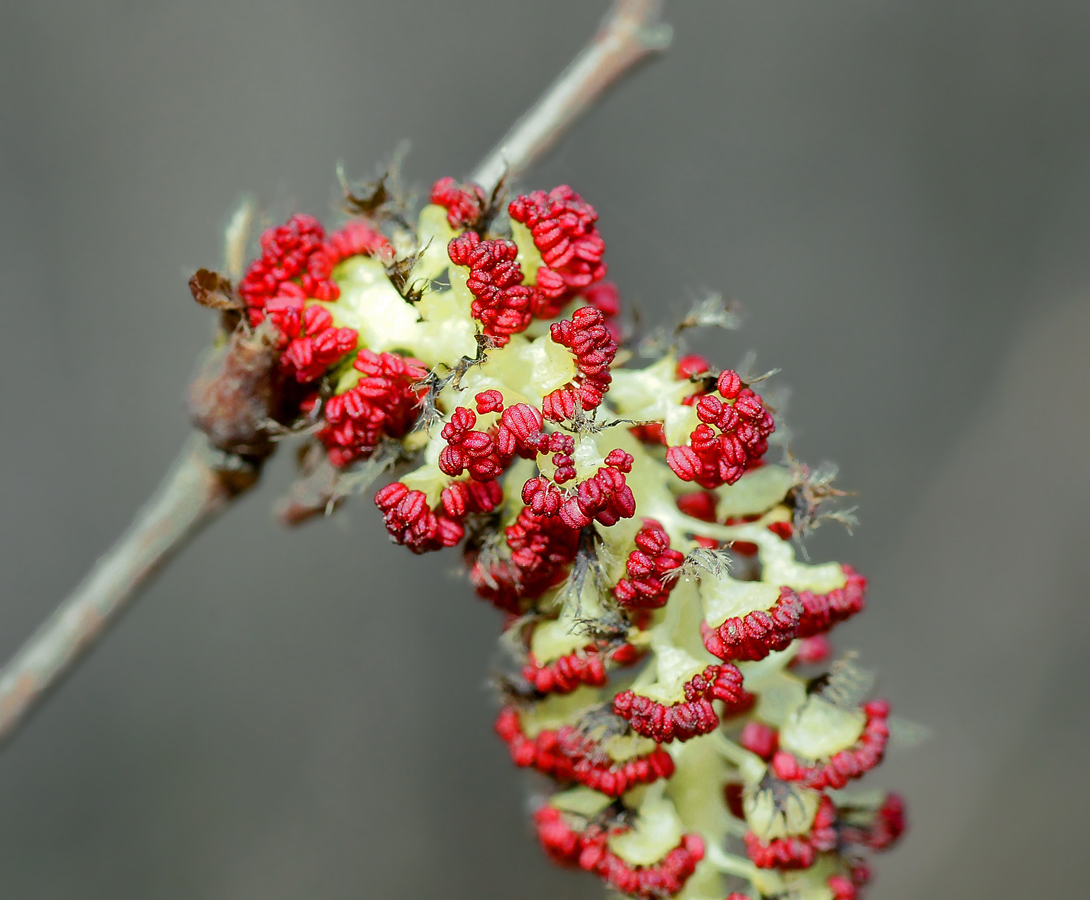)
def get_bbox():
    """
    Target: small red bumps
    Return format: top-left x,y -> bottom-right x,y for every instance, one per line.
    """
439,406 -> 506,482
474,389 -> 504,414
771,700 -> 891,790
374,482 -> 464,554
700,587 -> 803,662
613,664 -> 750,743
509,185 -> 607,313
614,519 -> 685,608
430,176 -> 487,228
323,220 -> 391,263
447,232 -> 537,345
862,792 -> 907,851
494,708 -> 673,797
543,306 -> 618,421
375,478 -> 501,555
557,460 -> 637,529
265,295 -> 358,383
239,214 -> 330,324
744,795 -> 838,870
795,565 -> 868,637
522,645 -> 609,695
319,350 -> 427,467
532,805 -> 704,899
667,371 -> 775,489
